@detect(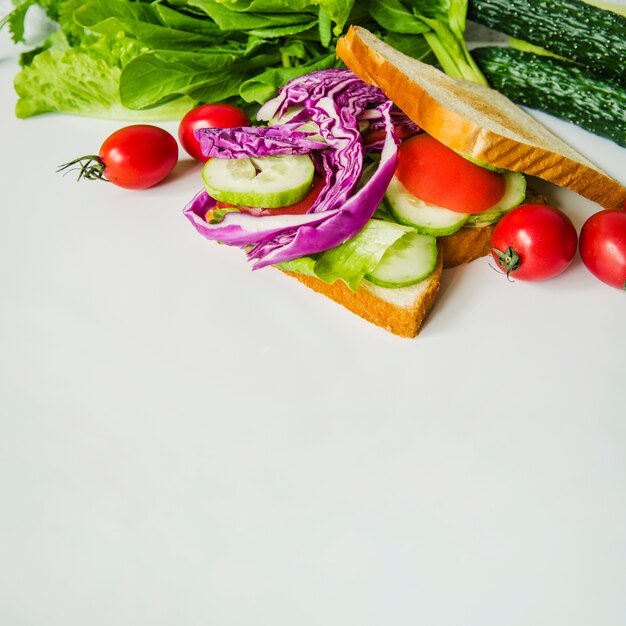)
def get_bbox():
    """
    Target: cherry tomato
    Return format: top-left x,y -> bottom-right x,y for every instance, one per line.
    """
579,209 -> 626,290
396,133 -> 506,213
99,125 -> 178,189
490,203 -> 578,281
215,176 -> 325,216
58,125 -> 178,190
179,104 -> 251,161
